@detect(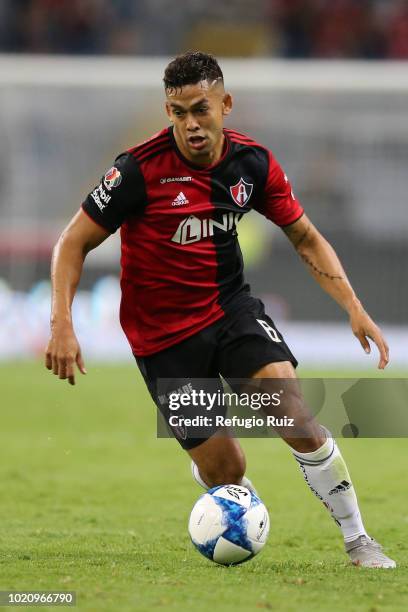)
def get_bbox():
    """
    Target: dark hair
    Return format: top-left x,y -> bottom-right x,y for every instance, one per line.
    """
163,51 -> 224,93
